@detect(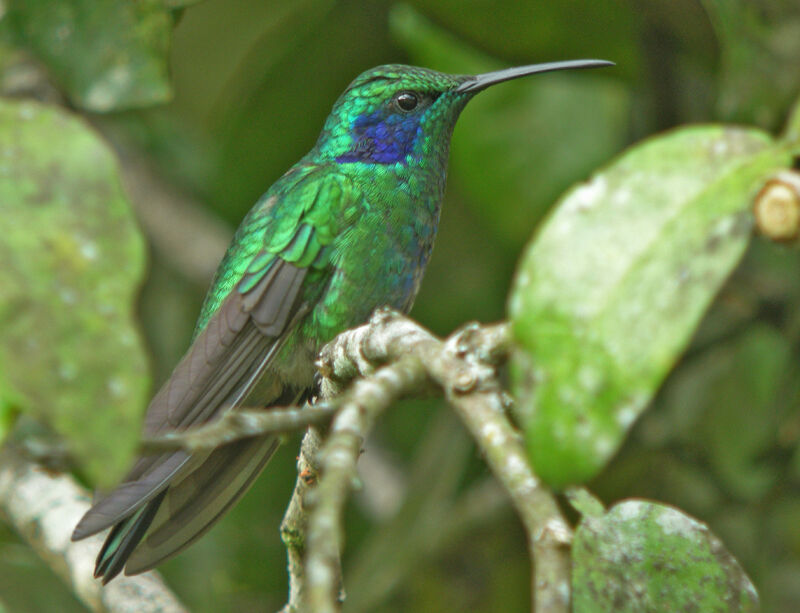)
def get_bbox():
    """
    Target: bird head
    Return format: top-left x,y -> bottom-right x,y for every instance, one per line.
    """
314,60 -> 613,168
